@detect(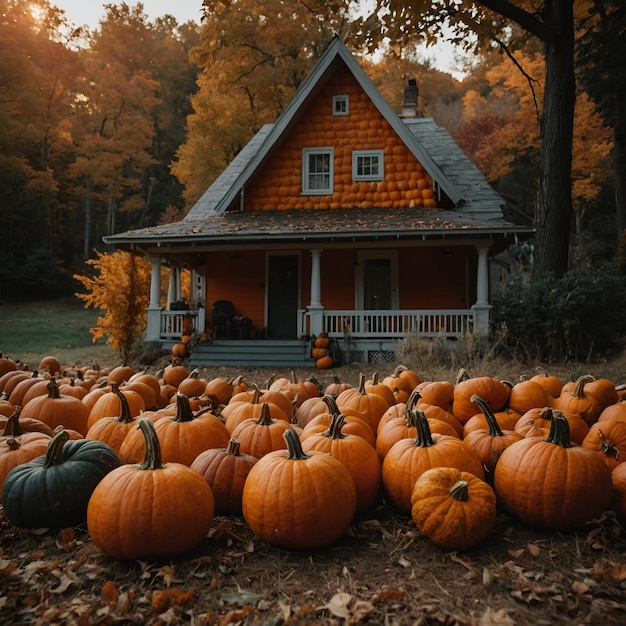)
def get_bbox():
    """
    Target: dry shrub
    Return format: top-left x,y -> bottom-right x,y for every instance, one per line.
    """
396,327 -> 525,381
